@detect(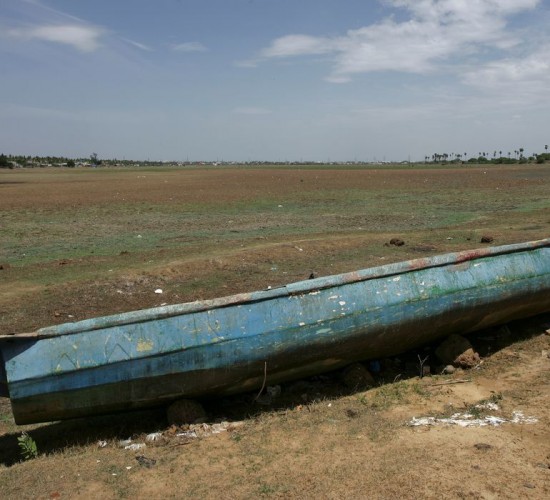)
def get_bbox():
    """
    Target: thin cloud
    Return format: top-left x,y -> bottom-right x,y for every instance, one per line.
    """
461,45 -> 550,105
120,37 -> 152,52
172,41 -> 208,53
255,0 -> 541,82
261,34 -> 334,58
8,24 -> 104,52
